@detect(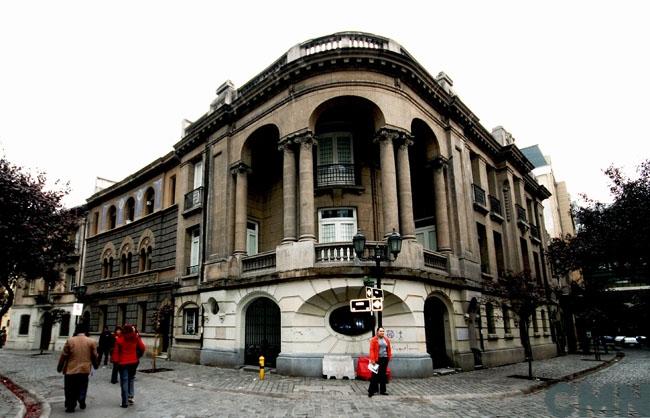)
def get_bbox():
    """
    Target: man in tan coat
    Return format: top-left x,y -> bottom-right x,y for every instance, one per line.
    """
57,325 -> 99,413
